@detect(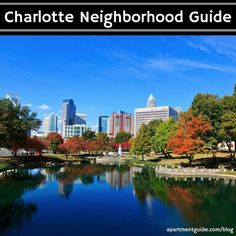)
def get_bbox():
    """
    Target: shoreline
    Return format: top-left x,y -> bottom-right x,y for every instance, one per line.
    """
156,166 -> 236,179
1,155 -> 236,179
